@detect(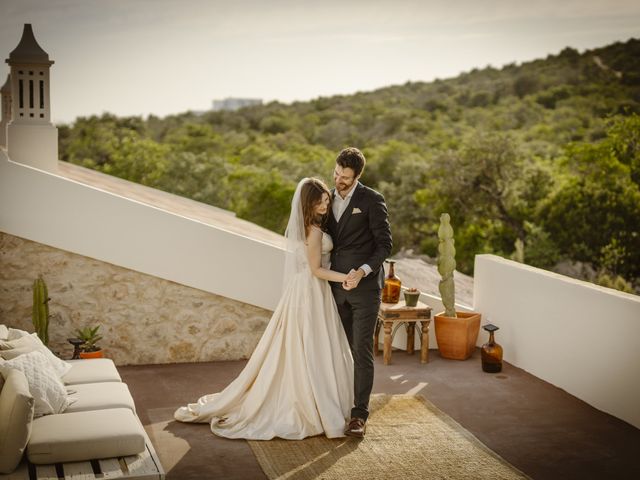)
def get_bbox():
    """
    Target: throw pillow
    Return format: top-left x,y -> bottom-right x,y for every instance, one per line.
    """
0,368 -> 35,473
7,328 -> 30,341
0,334 -> 72,378
0,351 -> 69,417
